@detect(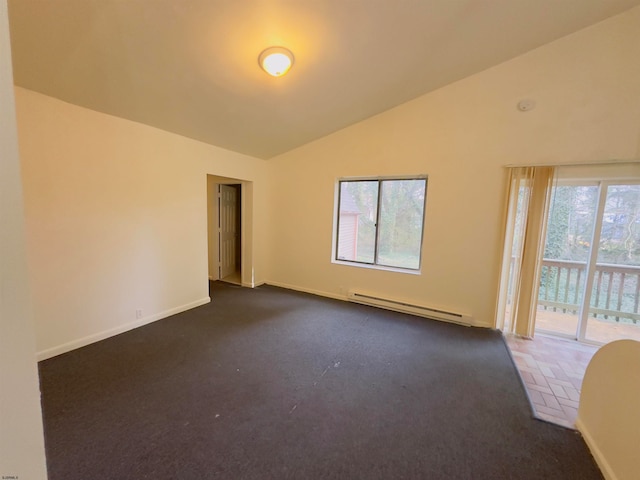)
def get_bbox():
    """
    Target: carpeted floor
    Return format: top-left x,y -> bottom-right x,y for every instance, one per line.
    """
38,282 -> 602,479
